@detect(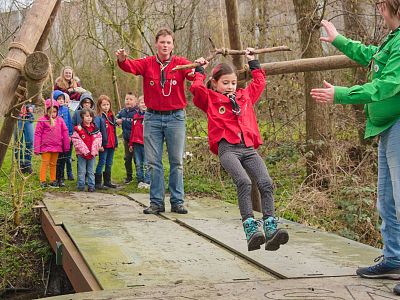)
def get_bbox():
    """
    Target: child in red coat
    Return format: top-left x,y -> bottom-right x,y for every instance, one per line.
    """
129,96 -> 150,189
71,108 -> 102,192
190,48 -> 289,252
